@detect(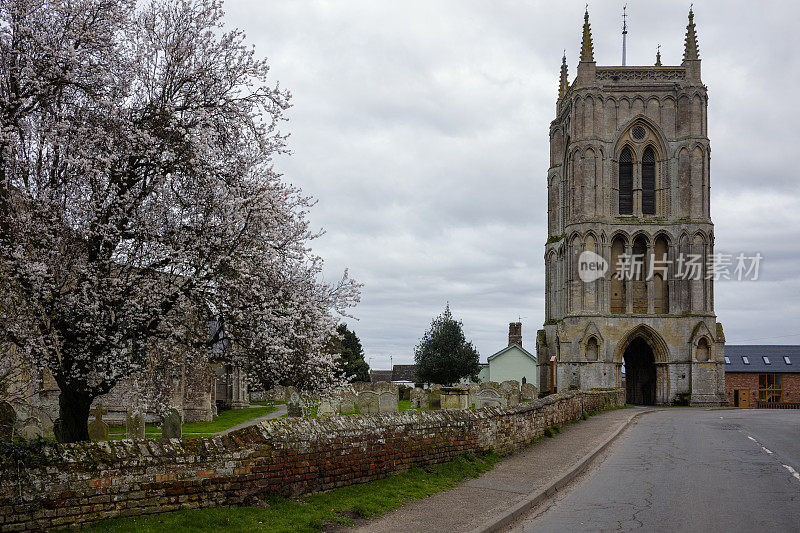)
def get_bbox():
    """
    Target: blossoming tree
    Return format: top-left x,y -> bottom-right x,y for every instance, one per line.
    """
0,0 -> 359,442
